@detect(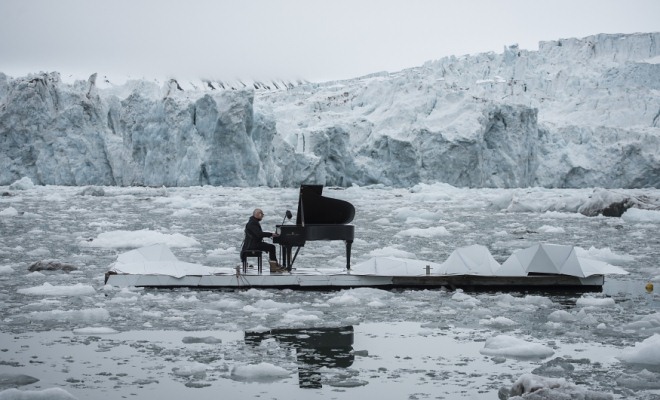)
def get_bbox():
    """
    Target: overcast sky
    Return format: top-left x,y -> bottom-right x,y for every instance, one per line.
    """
1,0 -> 659,82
